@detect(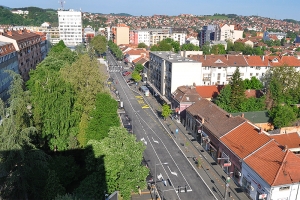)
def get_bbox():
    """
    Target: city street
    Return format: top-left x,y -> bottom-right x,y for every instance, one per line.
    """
106,51 -> 216,200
